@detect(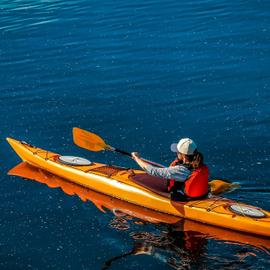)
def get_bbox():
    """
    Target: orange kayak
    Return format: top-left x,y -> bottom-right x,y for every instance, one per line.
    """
8,162 -> 270,254
6,137 -> 270,237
